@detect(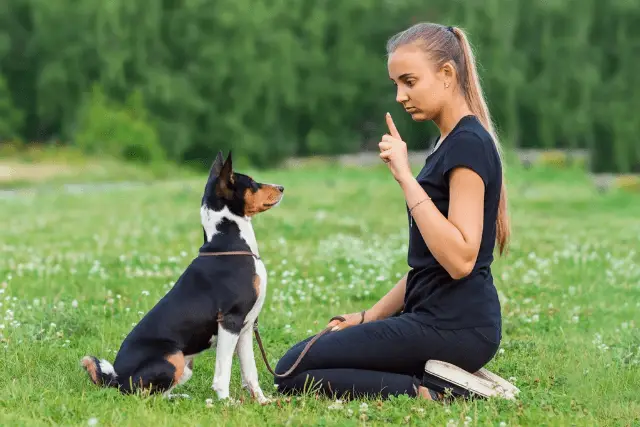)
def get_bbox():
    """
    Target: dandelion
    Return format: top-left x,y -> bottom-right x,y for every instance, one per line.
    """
72,300 -> 78,308
87,418 -> 98,426
141,290 -> 150,296
498,348 -> 505,355
359,402 -> 368,412
205,398 -> 214,408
